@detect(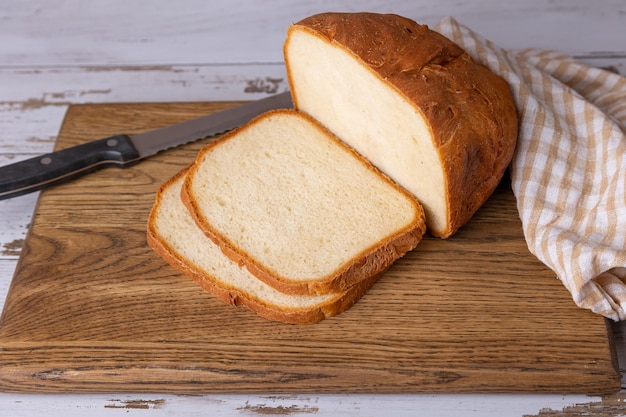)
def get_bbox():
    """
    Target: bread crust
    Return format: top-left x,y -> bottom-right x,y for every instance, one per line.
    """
286,13 -> 518,237
147,168 -> 383,324
182,110 -> 426,296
